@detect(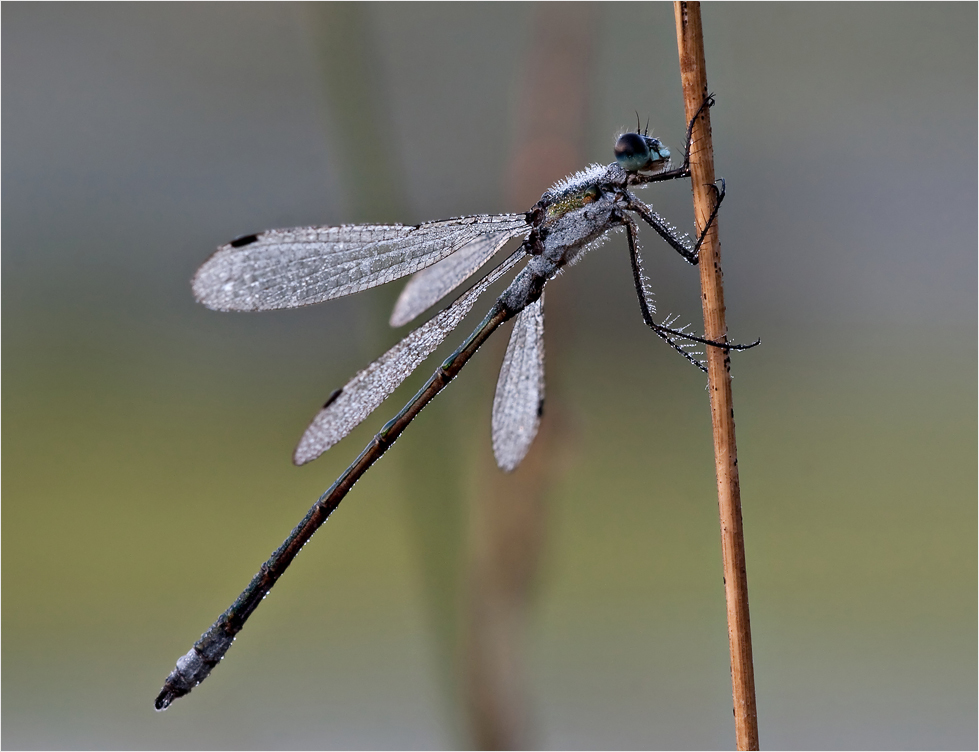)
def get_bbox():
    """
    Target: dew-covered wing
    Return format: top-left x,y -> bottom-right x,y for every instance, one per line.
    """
389,230 -> 524,327
193,214 -> 529,312
491,294 -> 545,472
293,250 -> 525,465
